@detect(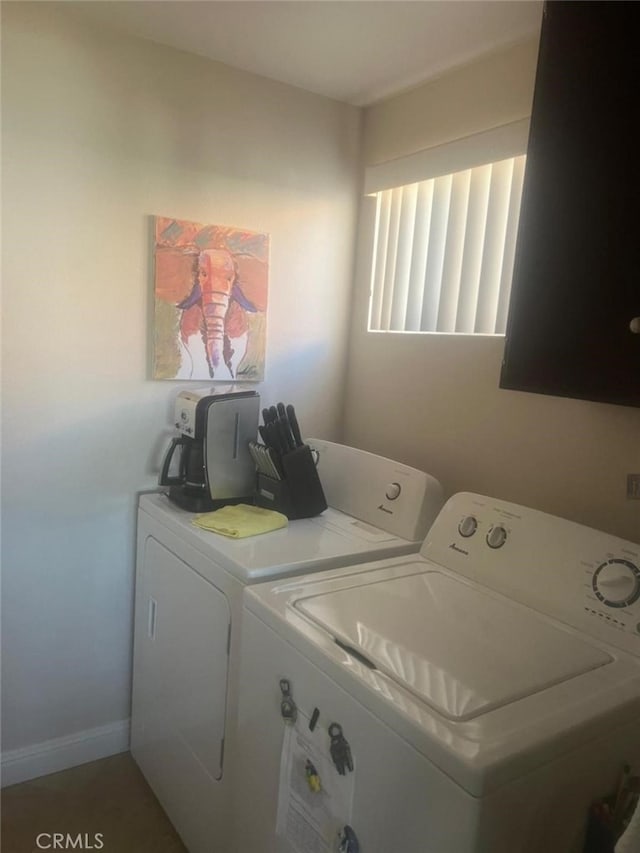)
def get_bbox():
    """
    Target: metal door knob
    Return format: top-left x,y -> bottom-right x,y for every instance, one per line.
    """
630,317 -> 640,334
